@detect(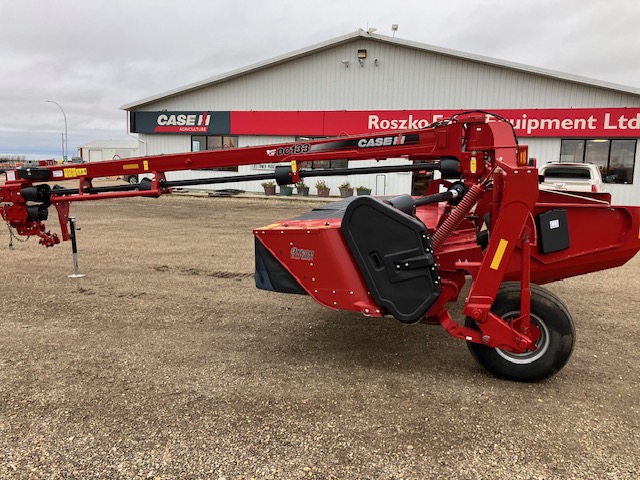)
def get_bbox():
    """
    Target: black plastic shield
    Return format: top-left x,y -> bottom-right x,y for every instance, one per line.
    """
340,196 -> 441,323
